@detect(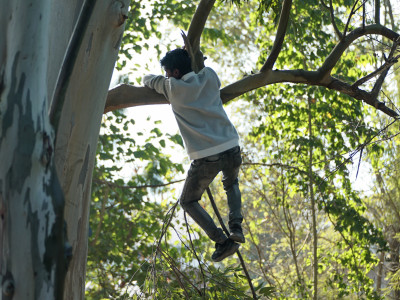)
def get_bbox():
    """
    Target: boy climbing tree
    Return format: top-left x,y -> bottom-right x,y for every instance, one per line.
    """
143,48 -> 244,262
